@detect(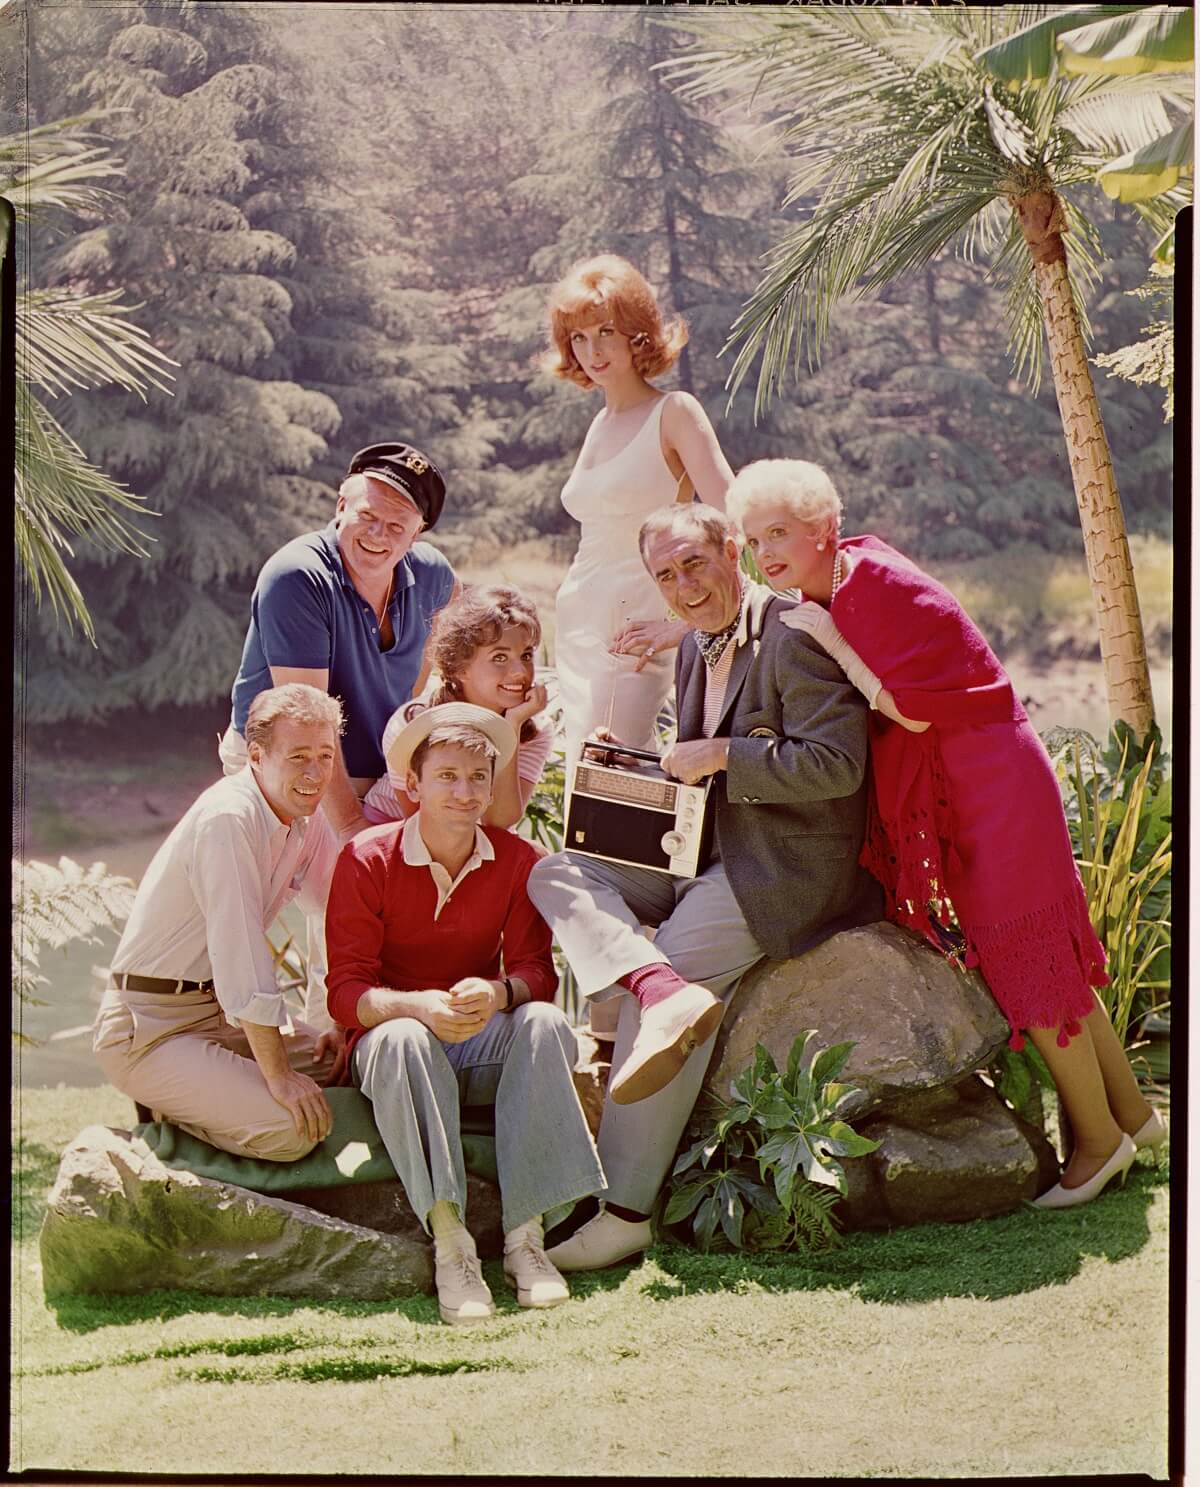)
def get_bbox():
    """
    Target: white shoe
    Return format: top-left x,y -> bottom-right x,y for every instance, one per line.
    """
434,1229 -> 495,1325
1033,1133 -> 1137,1210
608,983 -> 725,1106
1132,1107 -> 1167,1160
544,1208 -> 652,1272
503,1218 -> 569,1308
